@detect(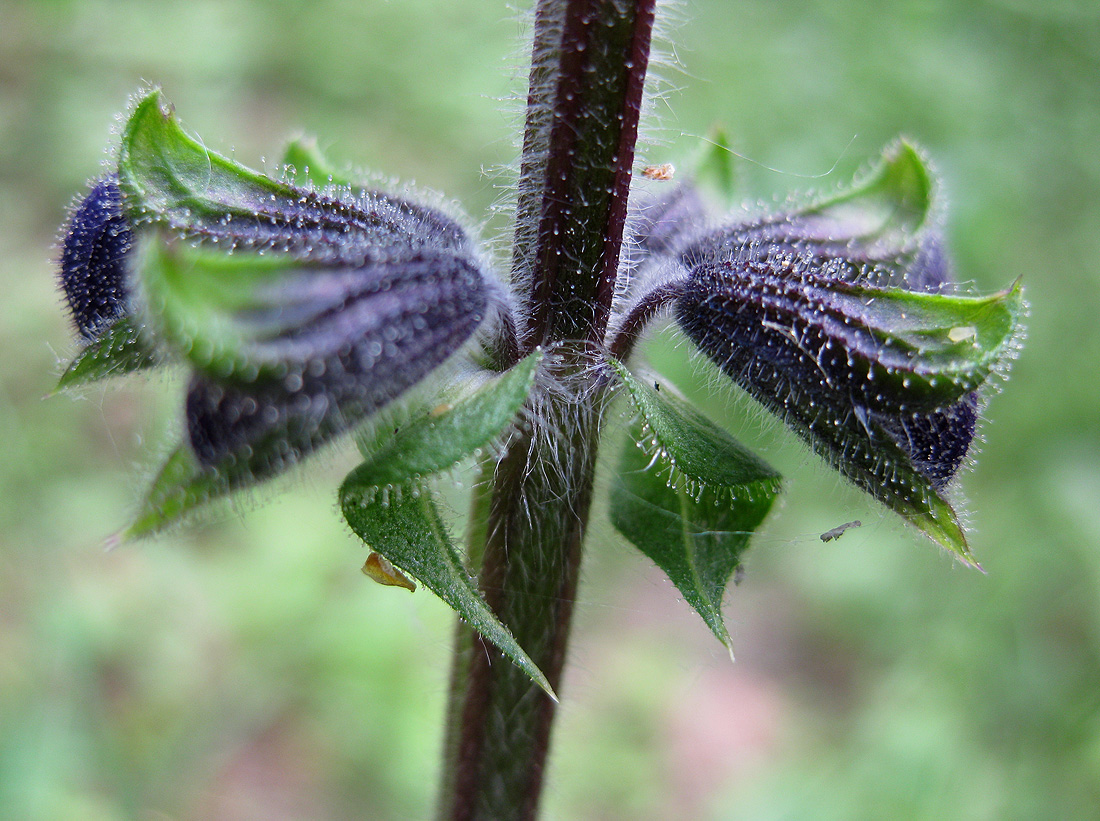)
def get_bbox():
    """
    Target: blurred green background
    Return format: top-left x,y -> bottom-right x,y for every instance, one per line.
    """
2,0 -> 1098,819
